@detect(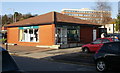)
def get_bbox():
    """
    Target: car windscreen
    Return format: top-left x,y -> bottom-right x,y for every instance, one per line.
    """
1,51 -> 19,72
